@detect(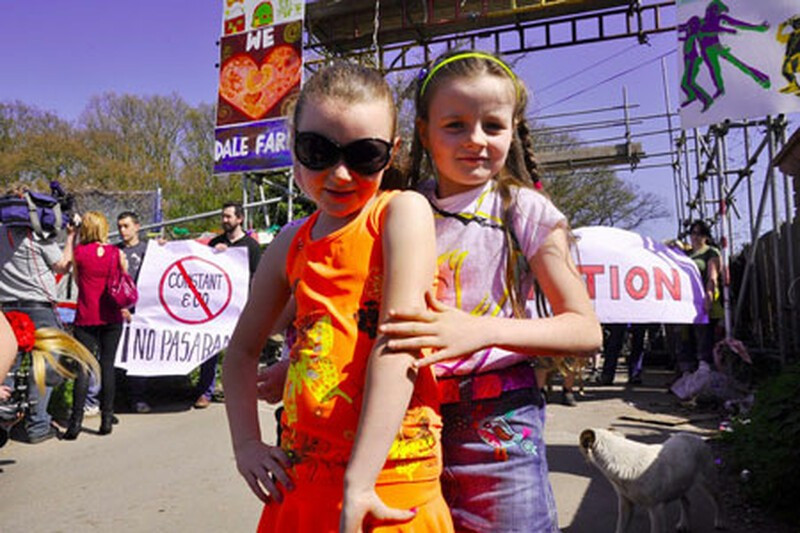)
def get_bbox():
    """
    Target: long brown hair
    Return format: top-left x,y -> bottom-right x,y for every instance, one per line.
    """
408,50 -> 544,318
